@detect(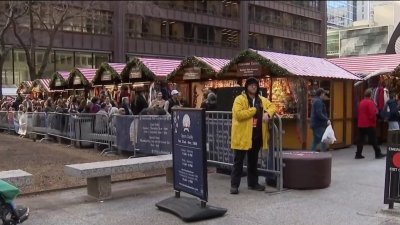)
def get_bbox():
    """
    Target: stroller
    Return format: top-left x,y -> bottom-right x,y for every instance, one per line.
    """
0,180 -> 29,225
